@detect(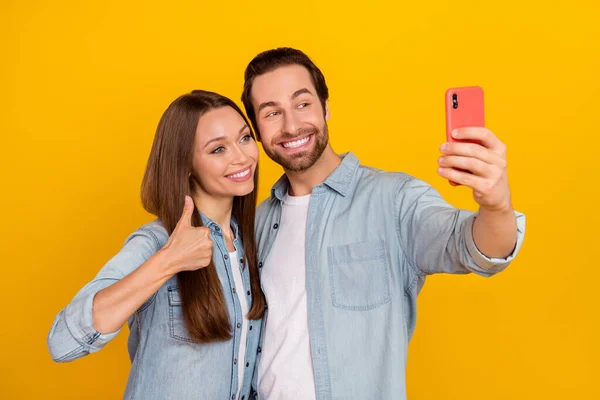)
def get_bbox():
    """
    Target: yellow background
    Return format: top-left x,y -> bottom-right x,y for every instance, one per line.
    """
1,0 -> 598,398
